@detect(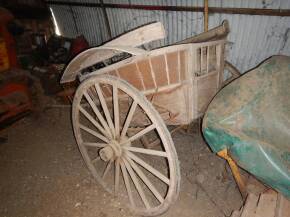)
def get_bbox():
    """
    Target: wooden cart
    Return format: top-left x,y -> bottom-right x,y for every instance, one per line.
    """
61,21 -> 240,216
